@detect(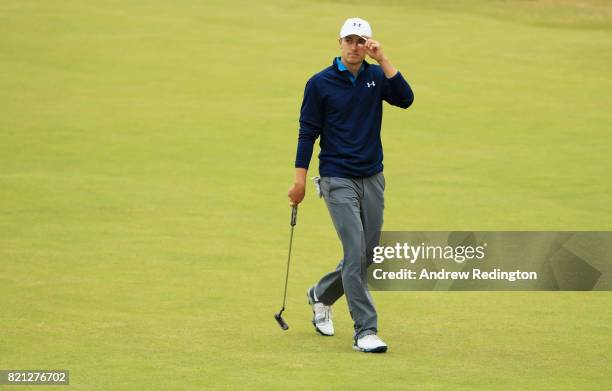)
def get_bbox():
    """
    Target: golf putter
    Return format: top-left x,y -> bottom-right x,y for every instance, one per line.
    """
274,205 -> 298,331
